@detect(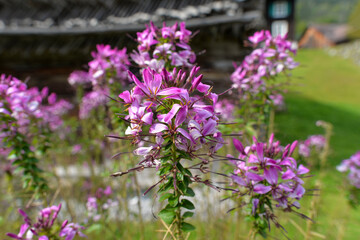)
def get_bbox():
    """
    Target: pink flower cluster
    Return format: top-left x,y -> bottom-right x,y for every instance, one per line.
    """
86,186 -> 118,222
298,135 -> 326,158
230,30 -> 298,98
68,44 -> 131,119
119,66 -> 223,167
337,151 -> 360,188
269,94 -> 285,108
0,74 -> 72,133
214,98 -> 235,121
79,88 -> 109,119
130,22 -> 196,72
229,134 -> 309,215
68,44 -> 130,87
6,204 -> 86,240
